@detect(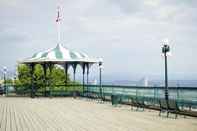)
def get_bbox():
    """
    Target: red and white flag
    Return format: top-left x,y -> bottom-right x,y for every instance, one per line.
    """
56,7 -> 61,22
